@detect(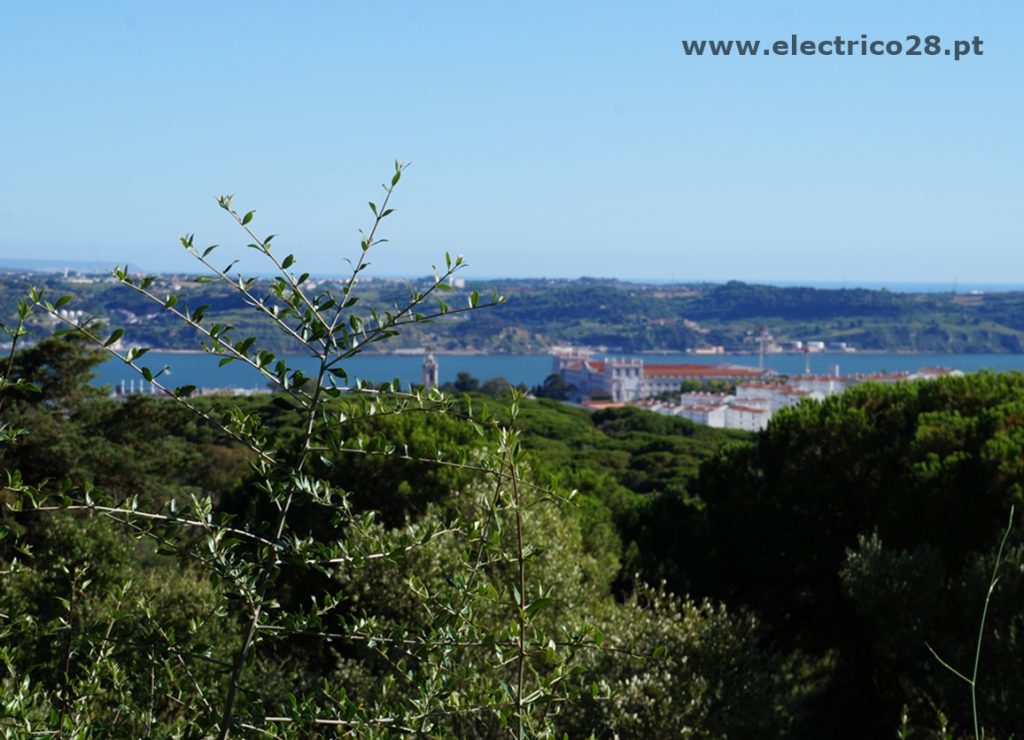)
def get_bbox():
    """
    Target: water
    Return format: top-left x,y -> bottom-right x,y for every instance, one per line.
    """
93,351 -> 1024,393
